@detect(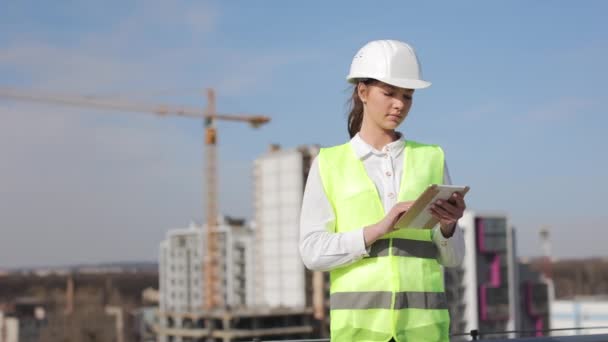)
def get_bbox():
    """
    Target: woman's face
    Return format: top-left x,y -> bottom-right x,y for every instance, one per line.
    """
358,81 -> 414,131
